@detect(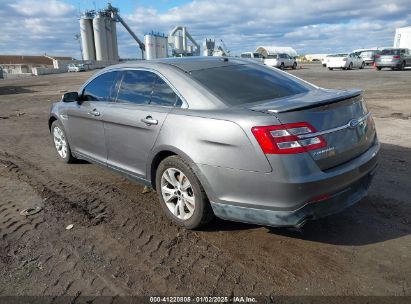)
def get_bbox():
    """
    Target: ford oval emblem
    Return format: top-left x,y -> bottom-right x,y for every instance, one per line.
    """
348,119 -> 360,129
